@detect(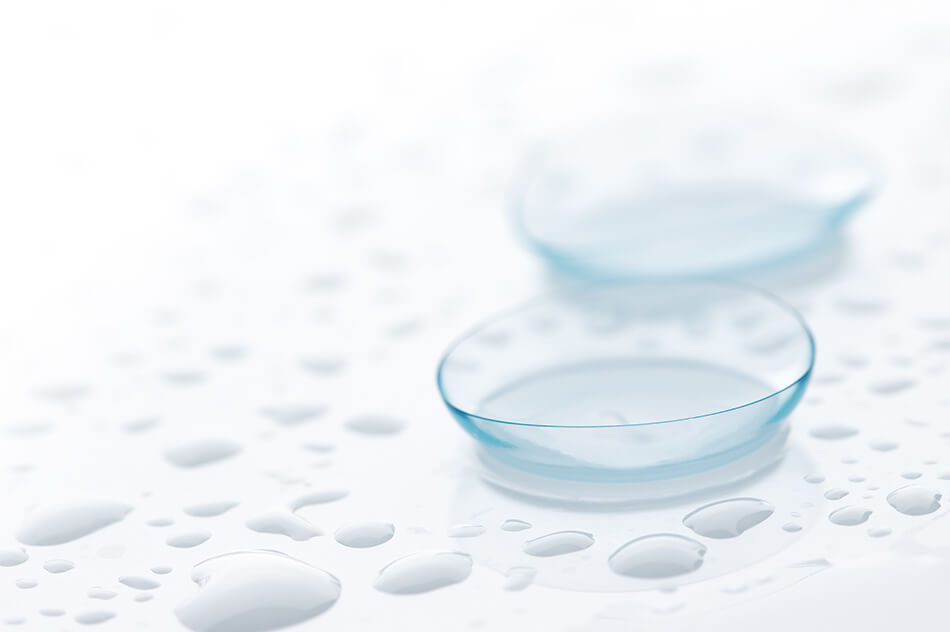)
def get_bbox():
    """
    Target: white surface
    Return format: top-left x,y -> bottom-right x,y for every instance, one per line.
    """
2,1 -> 950,630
